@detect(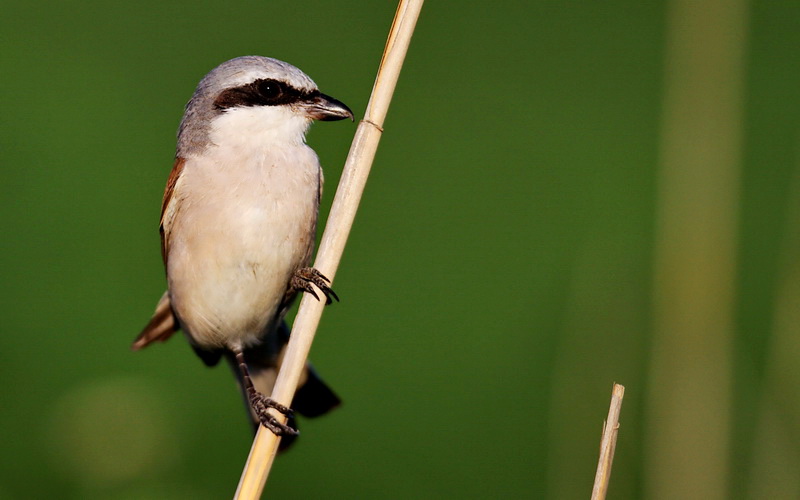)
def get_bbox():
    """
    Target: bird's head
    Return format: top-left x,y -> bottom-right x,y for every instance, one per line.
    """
178,56 -> 353,156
